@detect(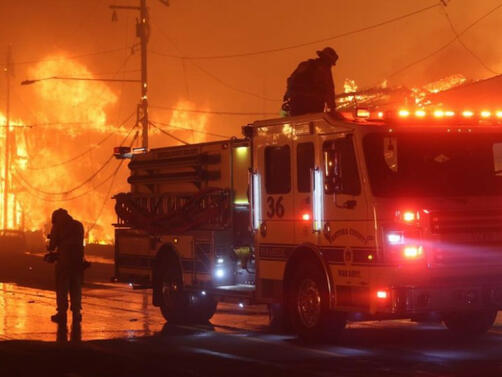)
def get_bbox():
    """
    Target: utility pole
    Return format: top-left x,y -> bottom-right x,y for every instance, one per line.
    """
111,0 -> 158,151
139,0 -> 149,150
3,46 -> 12,230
